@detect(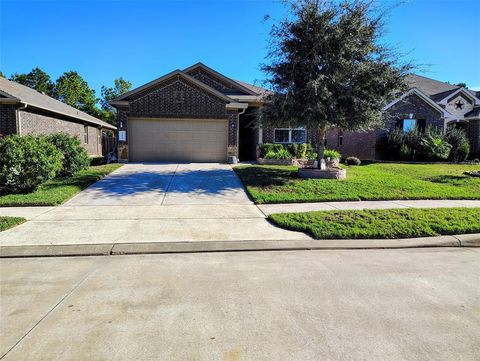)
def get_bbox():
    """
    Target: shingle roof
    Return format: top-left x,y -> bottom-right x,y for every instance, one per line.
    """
232,79 -> 272,96
465,106 -> 480,118
0,77 -> 116,130
406,74 -> 459,96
